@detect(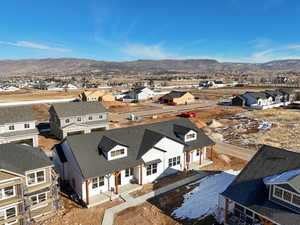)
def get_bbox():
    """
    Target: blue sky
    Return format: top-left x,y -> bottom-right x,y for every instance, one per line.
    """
1,0 -> 300,62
